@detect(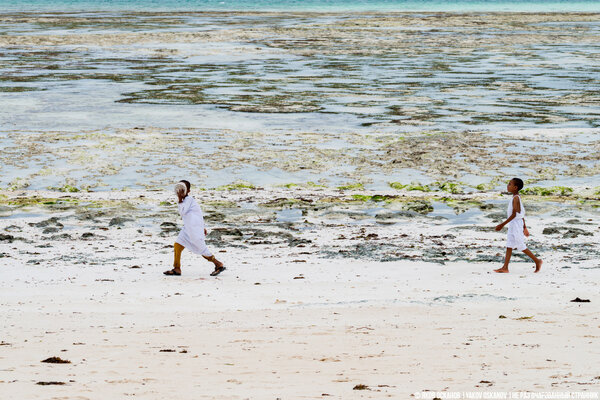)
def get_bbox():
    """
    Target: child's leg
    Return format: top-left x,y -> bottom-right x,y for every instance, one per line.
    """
494,248 -> 512,273
202,254 -> 223,269
522,248 -> 543,273
173,242 -> 185,272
